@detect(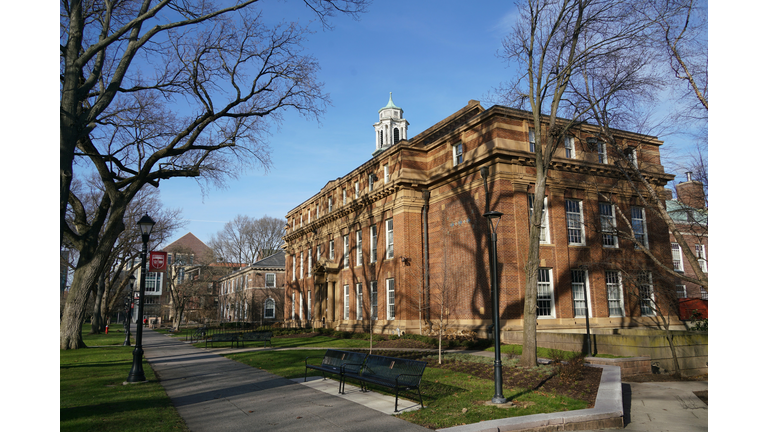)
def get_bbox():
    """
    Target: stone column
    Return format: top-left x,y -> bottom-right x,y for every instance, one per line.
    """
327,281 -> 336,323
